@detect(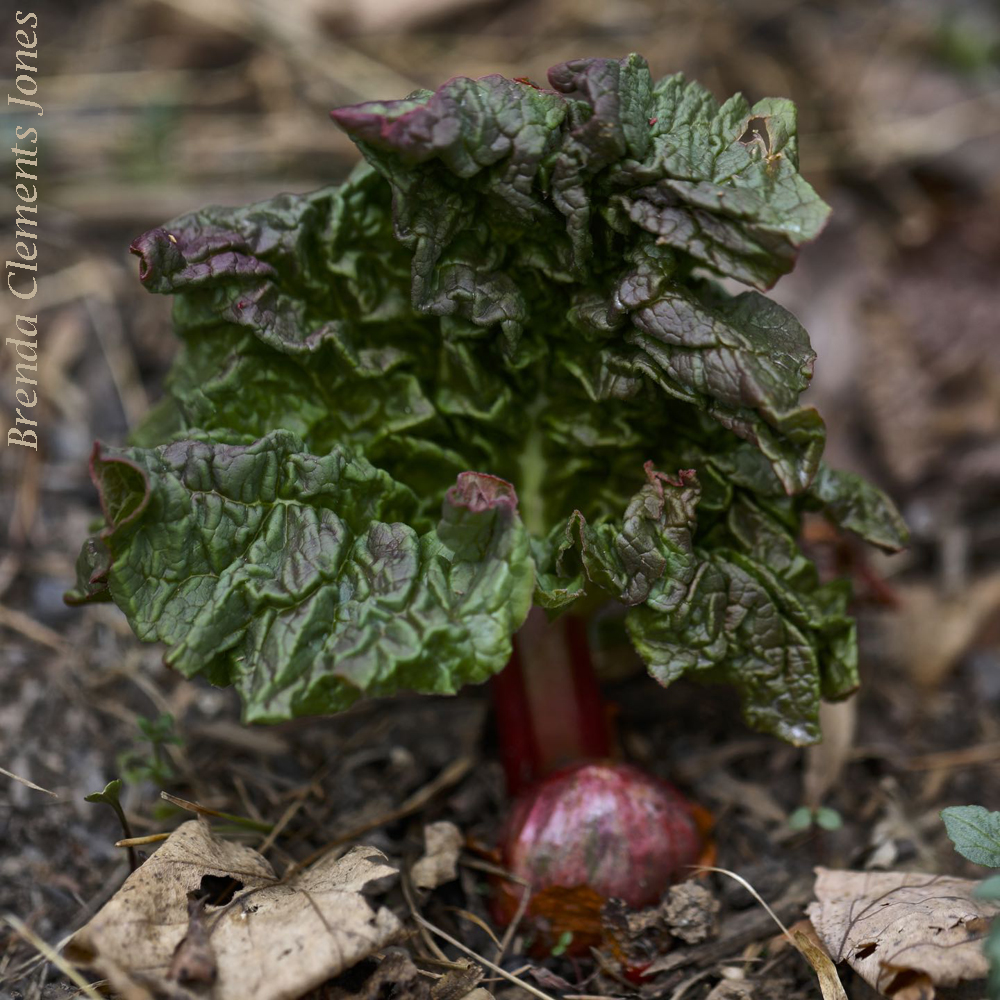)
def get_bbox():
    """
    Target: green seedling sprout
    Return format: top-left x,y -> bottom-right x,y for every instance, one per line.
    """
84,779 -> 138,872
